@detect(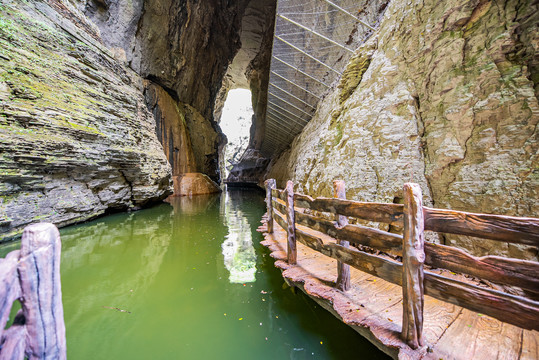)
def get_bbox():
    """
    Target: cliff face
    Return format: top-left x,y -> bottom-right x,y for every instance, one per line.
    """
0,0 -> 277,238
0,1 -> 172,239
144,82 -> 197,176
267,0 -> 538,260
